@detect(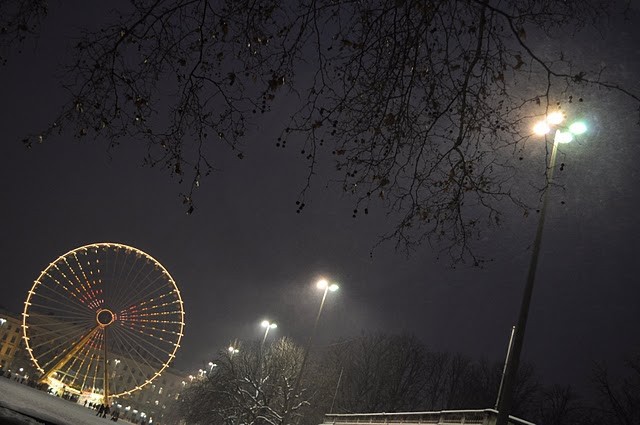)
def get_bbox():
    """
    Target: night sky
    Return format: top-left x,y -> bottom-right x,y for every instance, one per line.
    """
1,1 -> 639,392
